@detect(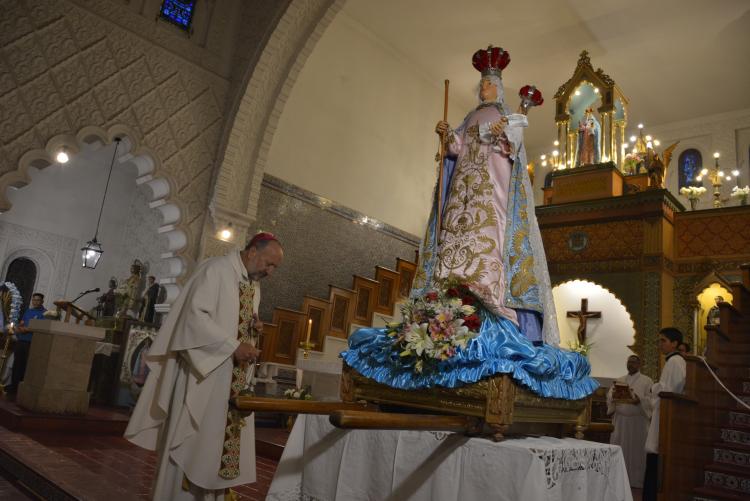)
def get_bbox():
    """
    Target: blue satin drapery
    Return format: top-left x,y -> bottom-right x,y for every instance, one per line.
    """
340,314 -> 598,400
